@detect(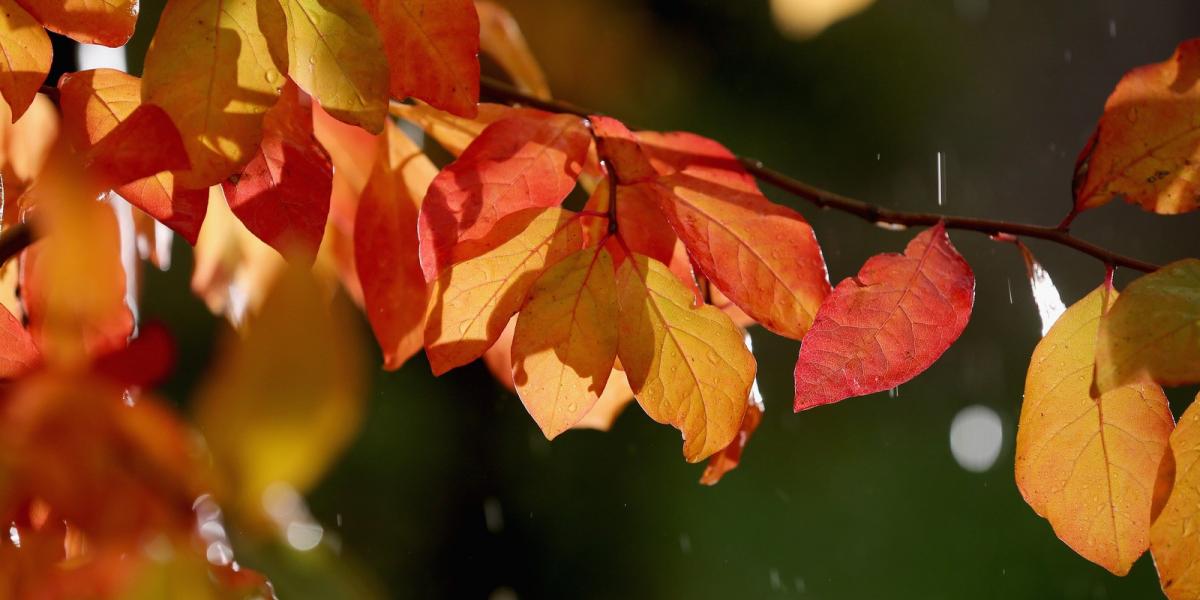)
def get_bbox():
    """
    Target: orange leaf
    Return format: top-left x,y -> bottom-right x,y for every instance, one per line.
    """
81,104 -> 191,189
222,81 -> 332,261
0,304 -> 37,377
59,69 -> 208,243
0,0 -> 51,120
355,120 -> 437,370
616,254 -> 755,462
589,115 -> 657,184
141,0 -> 285,188
417,112 -> 590,280
1075,39 -> 1200,214
1015,286 -> 1173,575
1151,393 -> 1200,599
1095,258 -> 1200,393
424,207 -> 583,375
476,0 -> 550,99
637,130 -> 759,192
512,246 -> 618,439
0,93 -> 59,209
272,0 -> 389,132
17,0 -> 138,47
794,223 -> 973,410
651,171 -> 830,339
24,168 -> 133,367
364,0 -> 480,117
